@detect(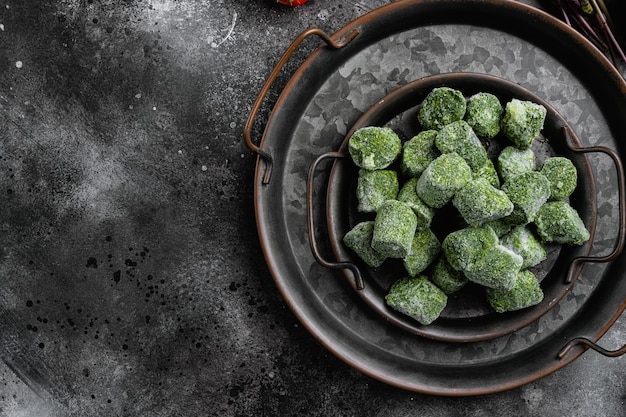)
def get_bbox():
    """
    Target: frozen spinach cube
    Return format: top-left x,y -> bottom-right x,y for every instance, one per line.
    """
534,201 -> 590,245
430,256 -> 468,294
441,225 -> 499,272
343,221 -> 386,268
453,178 -> 514,226
397,178 -> 435,230
356,169 -> 399,213
474,158 -> 500,188
435,120 -> 488,171
372,200 -> 418,258
502,171 -> 551,225
403,228 -> 441,277
401,130 -> 440,177
348,126 -> 402,170
500,225 -> 547,269
501,99 -> 547,149
486,270 -> 544,313
483,219 -> 512,238
385,276 -> 448,325
497,146 -> 536,184
465,244 -> 523,291
418,87 -> 467,131
416,153 -> 472,209
540,157 -> 578,200
465,92 -> 504,139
